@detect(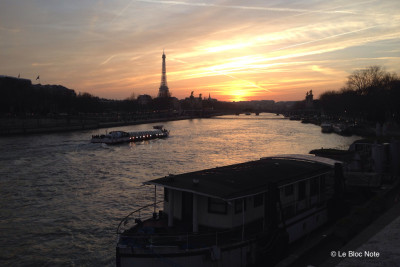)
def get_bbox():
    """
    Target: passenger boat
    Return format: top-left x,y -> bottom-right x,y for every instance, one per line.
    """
116,155 -> 343,266
91,125 -> 169,144
321,122 -> 333,133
